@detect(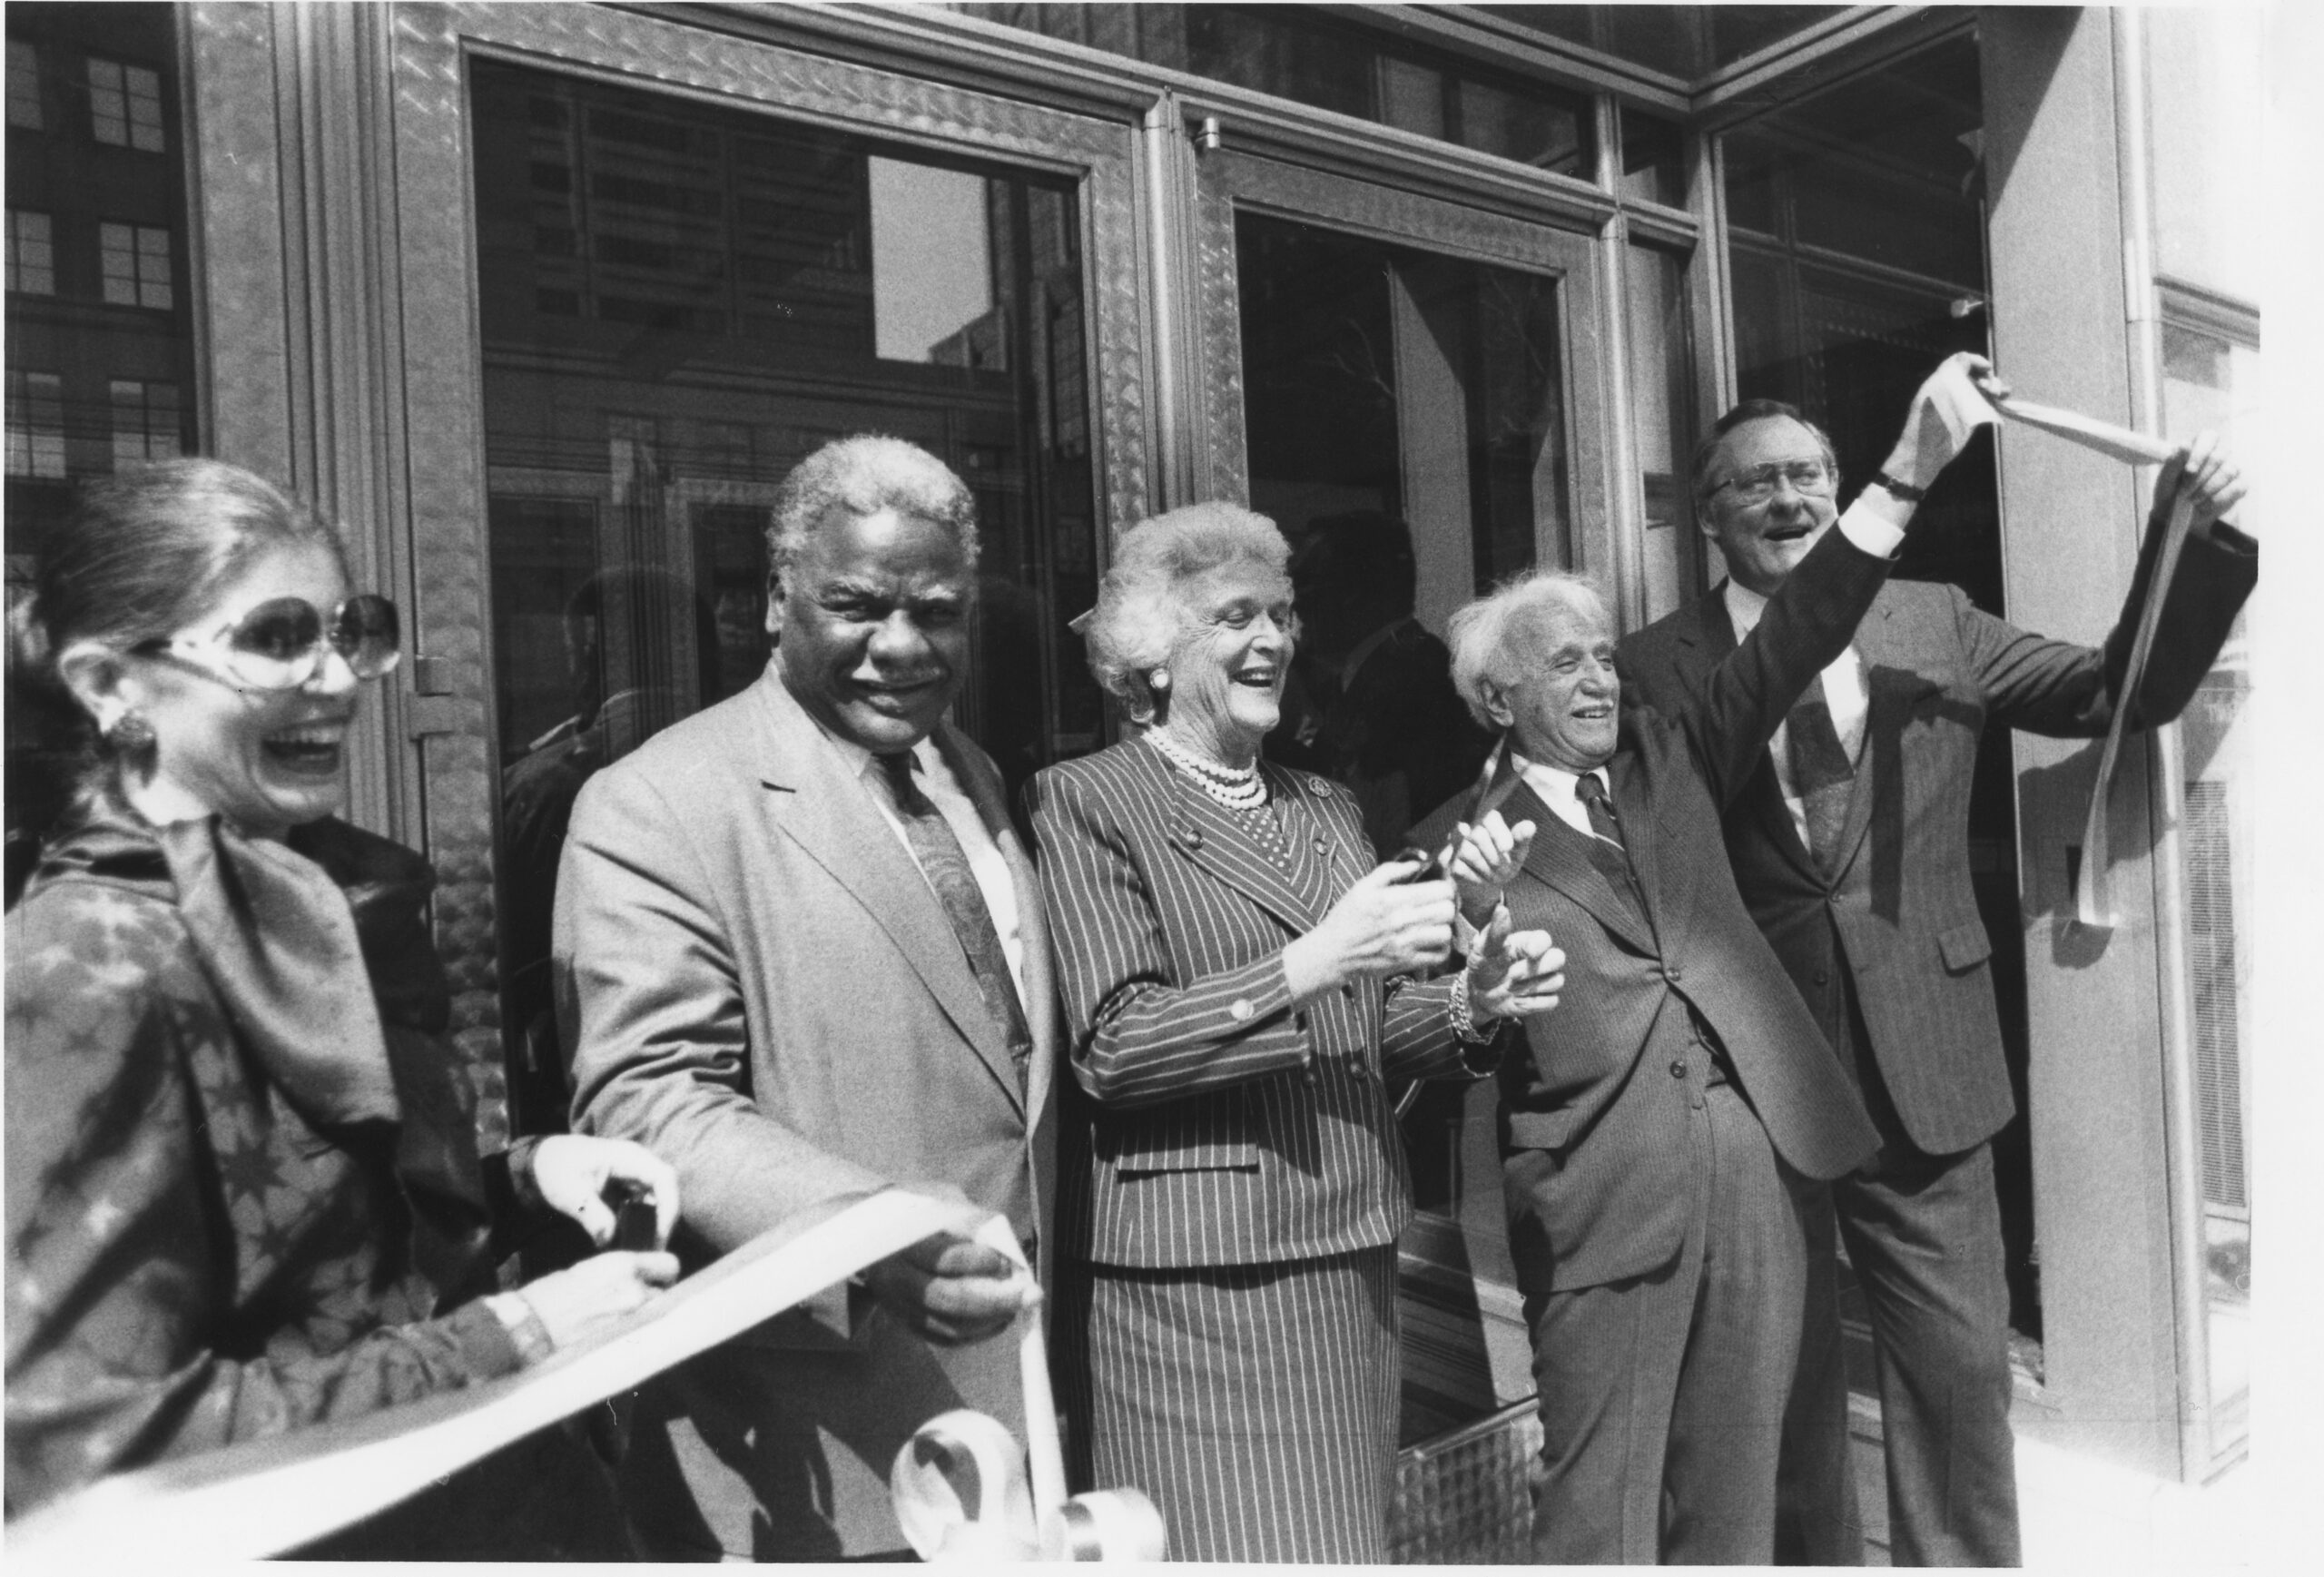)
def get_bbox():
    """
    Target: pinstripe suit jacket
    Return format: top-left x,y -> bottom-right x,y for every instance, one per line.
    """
1028,742 -> 1489,1270
556,670 -> 1057,1556
1620,508 -> 2256,1155
1415,525 -> 1889,1296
